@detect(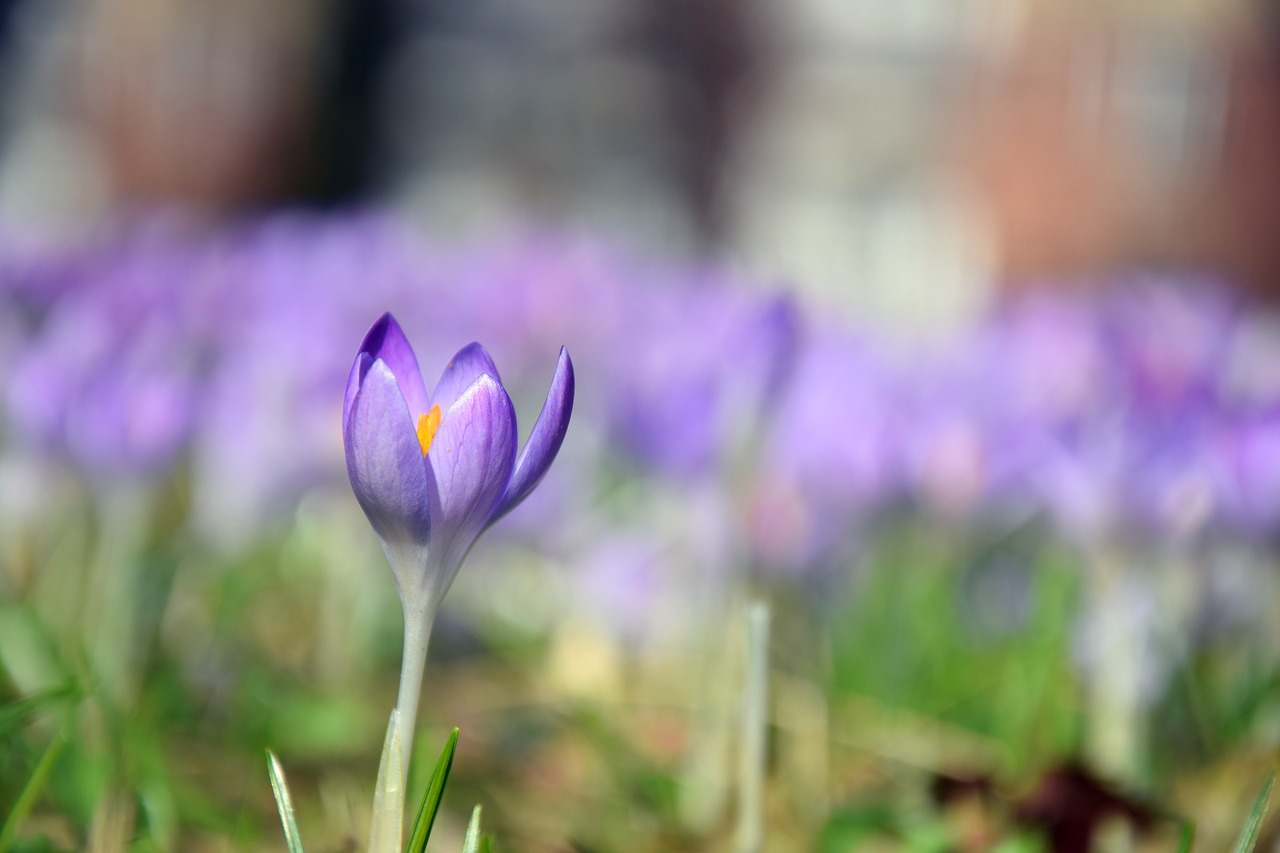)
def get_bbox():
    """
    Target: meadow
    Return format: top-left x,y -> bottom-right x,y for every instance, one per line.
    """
1,217 -> 1279,851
